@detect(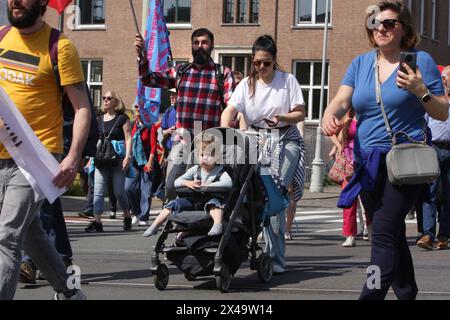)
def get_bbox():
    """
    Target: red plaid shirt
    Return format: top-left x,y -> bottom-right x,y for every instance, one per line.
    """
139,58 -> 235,134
